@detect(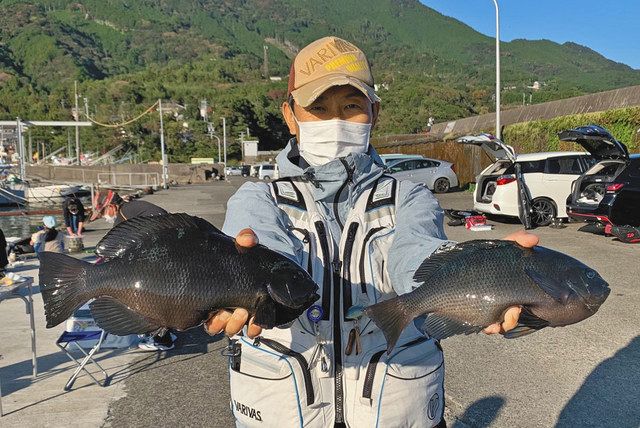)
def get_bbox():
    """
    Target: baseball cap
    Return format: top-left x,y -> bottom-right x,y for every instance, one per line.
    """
287,36 -> 381,108
43,216 -> 56,228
